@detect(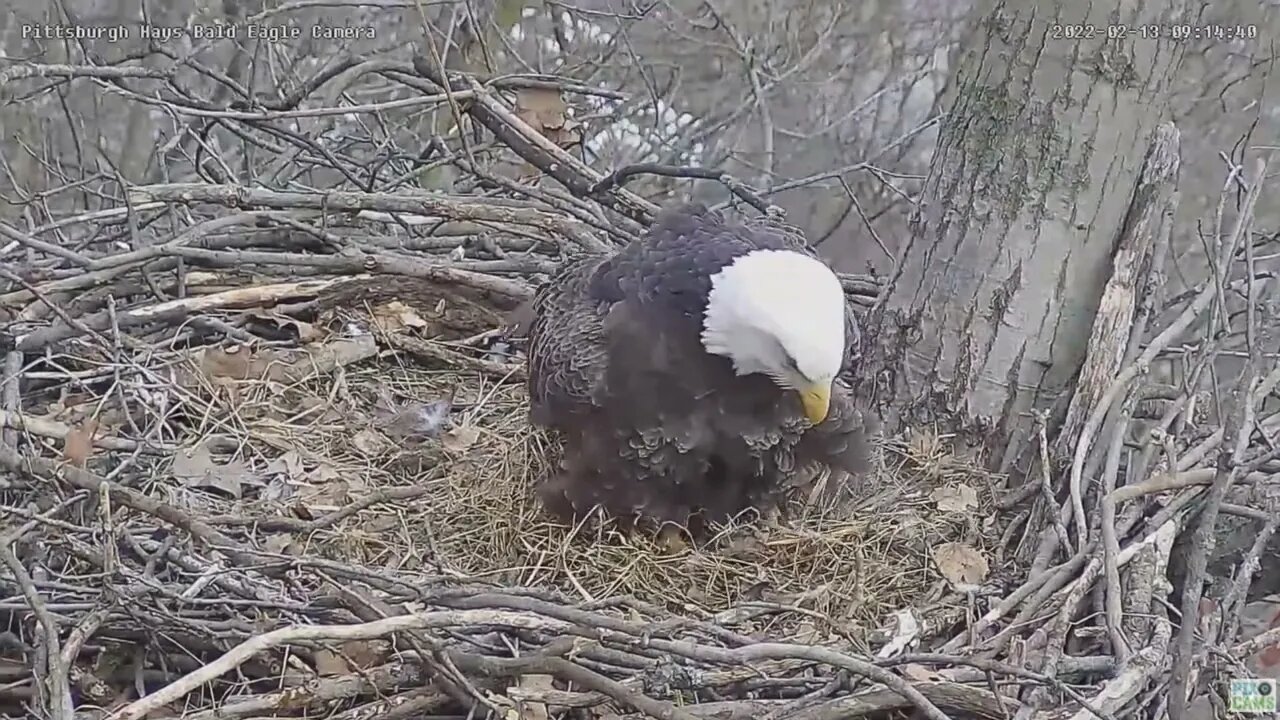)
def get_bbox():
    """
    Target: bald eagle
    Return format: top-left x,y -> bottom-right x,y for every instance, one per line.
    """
525,204 -> 873,534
